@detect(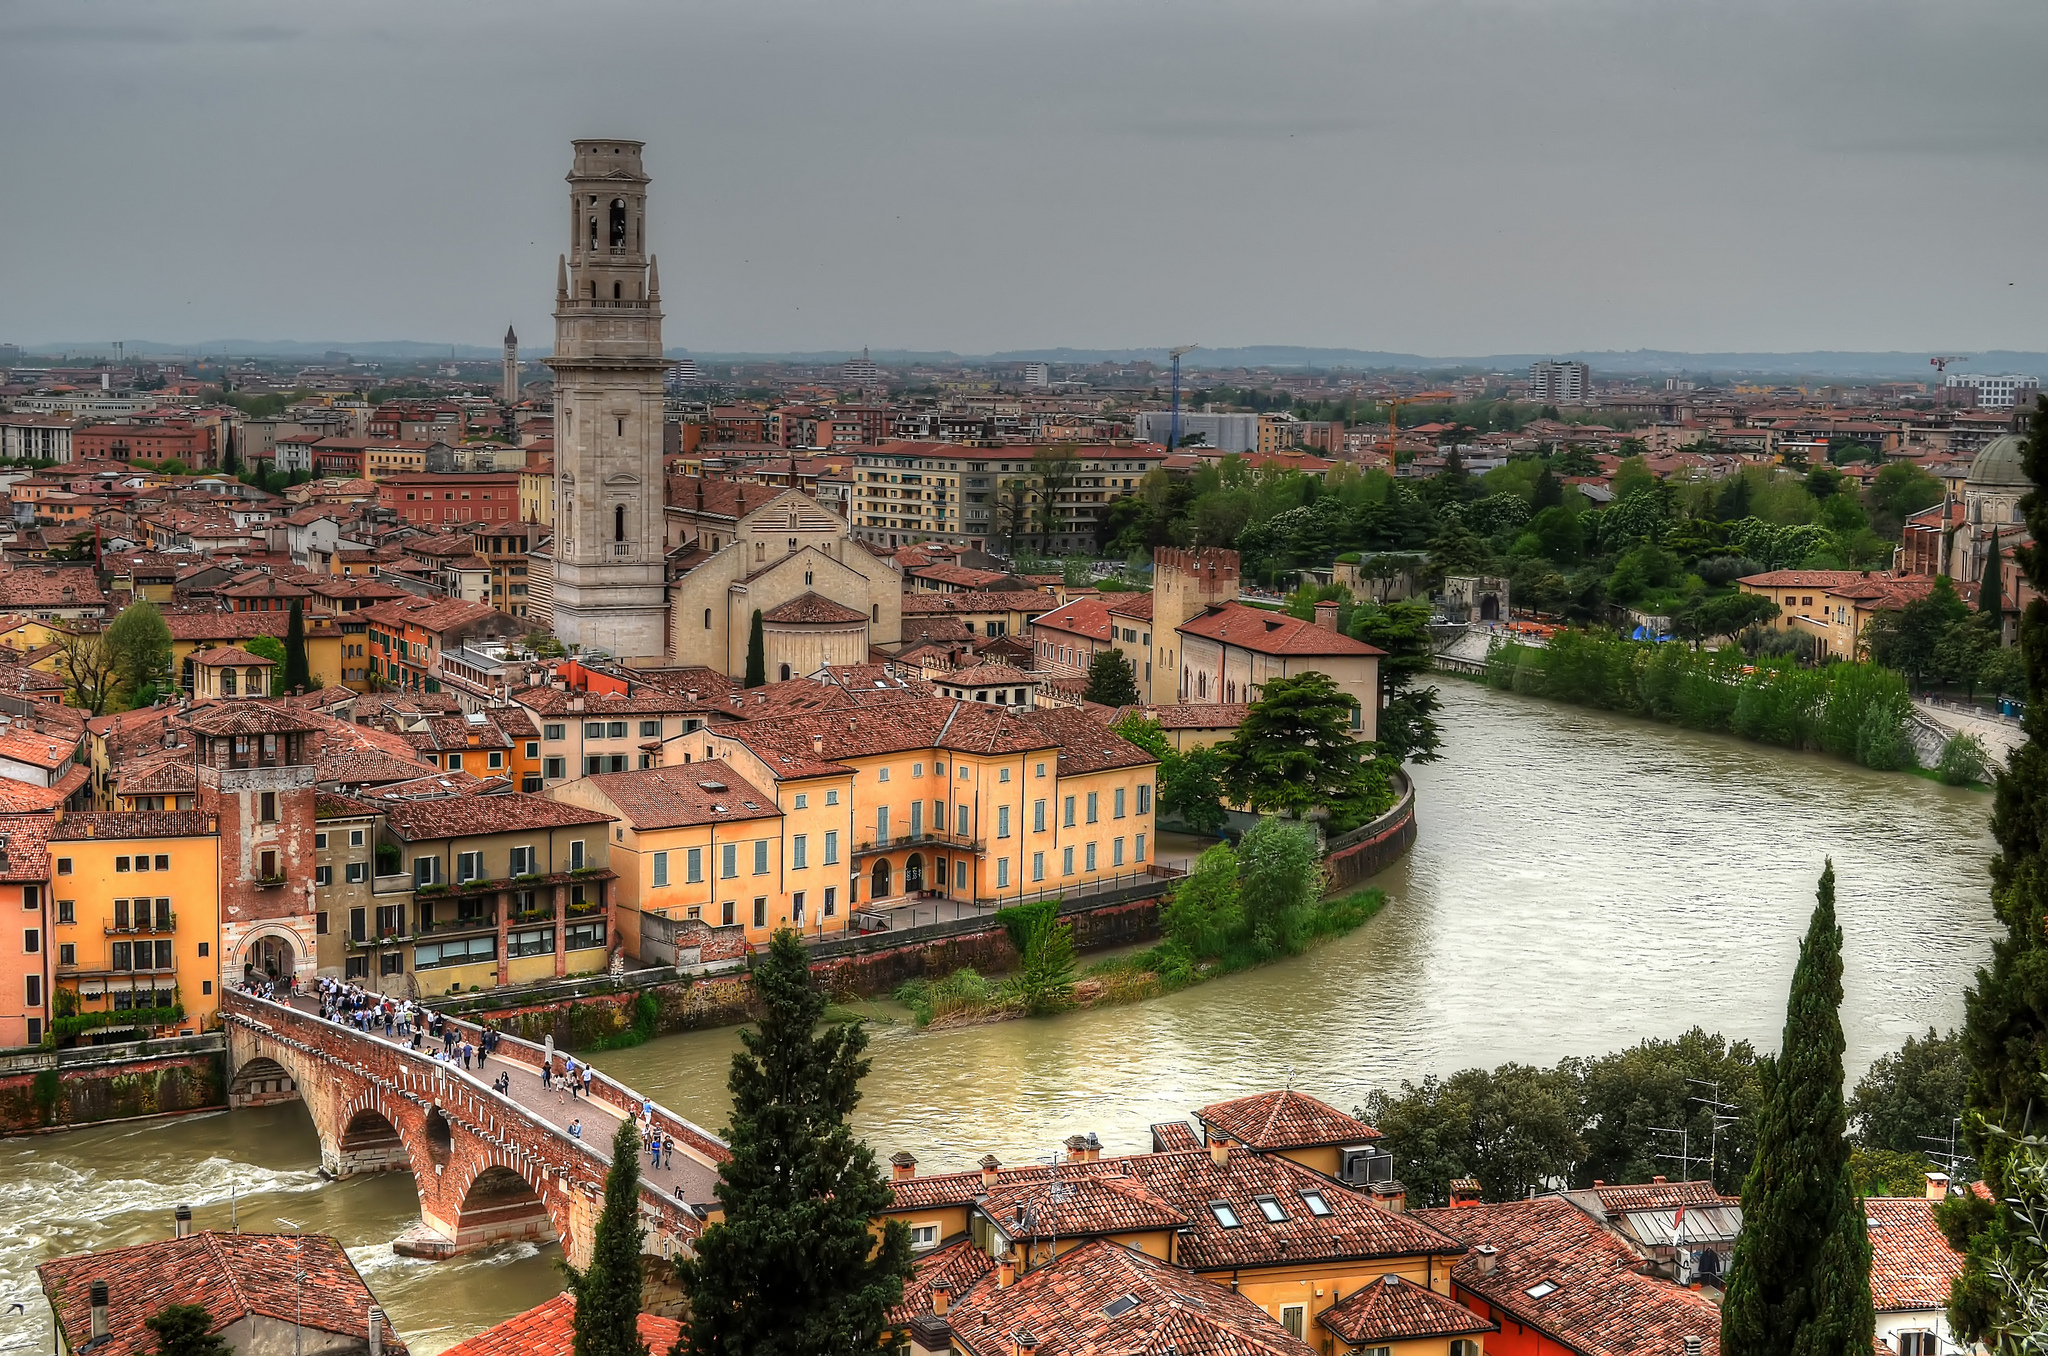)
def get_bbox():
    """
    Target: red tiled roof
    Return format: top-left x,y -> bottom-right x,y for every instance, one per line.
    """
578,761 -> 783,830
943,1237 -> 1319,1356
440,1292 -> 676,1356
379,791 -> 613,842
761,591 -> 868,625
51,810 -> 217,841
1866,1196 -> 1962,1312
1413,1197 -> 1721,1356
0,813 -> 55,881
1319,1273 -> 1496,1344
1586,1179 -> 1730,1214
1178,603 -> 1382,658
1738,569 -> 1890,589
37,1232 -> 405,1356
1197,1089 -> 1382,1151
1114,703 -> 1251,731
1012,706 -> 1157,776
980,1172 -> 1190,1239
888,1238 -> 994,1329
901,590 -> 1060,616
1033,596 -> 1121,642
